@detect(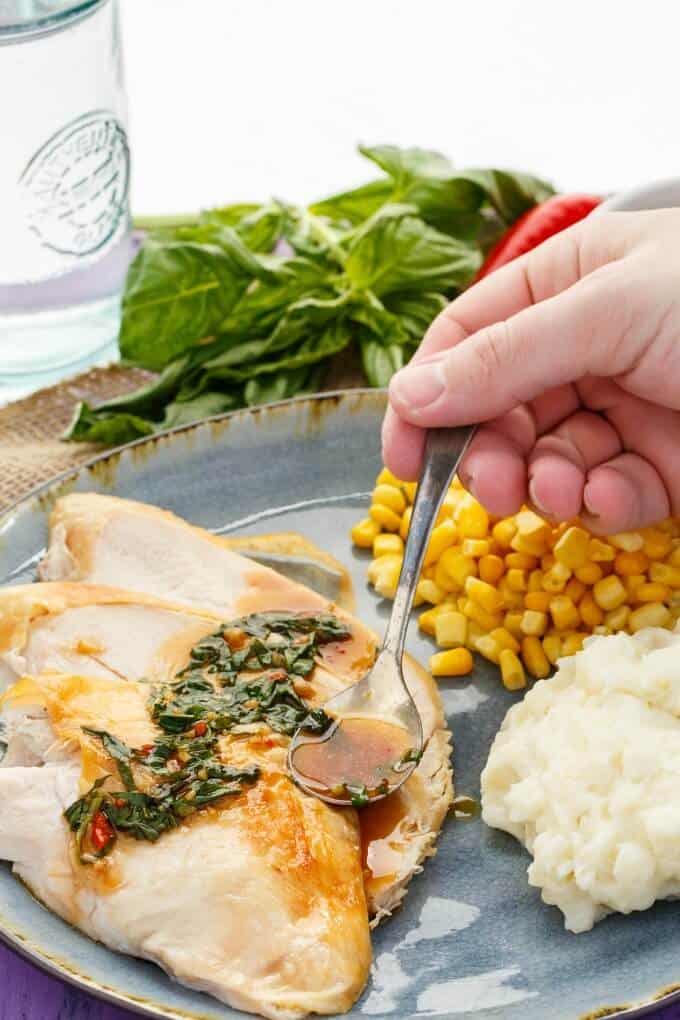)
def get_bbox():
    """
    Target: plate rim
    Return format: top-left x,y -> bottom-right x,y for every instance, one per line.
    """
1,387 -> 680,1020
